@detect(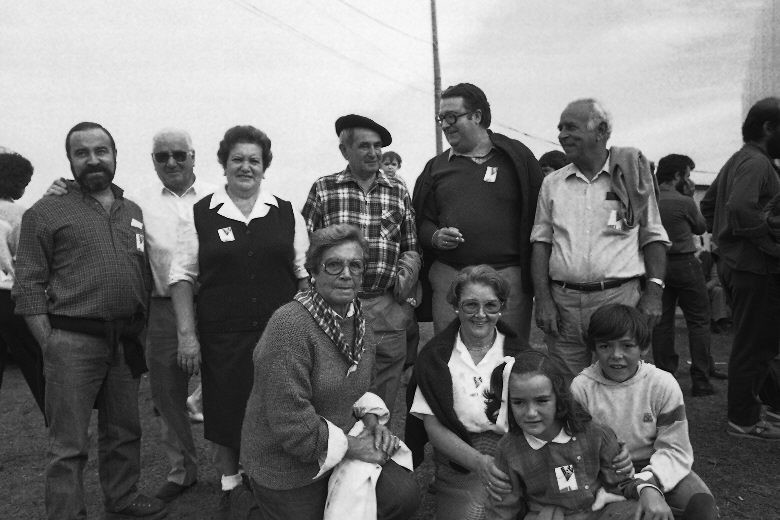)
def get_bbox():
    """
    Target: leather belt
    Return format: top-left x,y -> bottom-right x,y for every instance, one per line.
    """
552,277 -> 638,292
